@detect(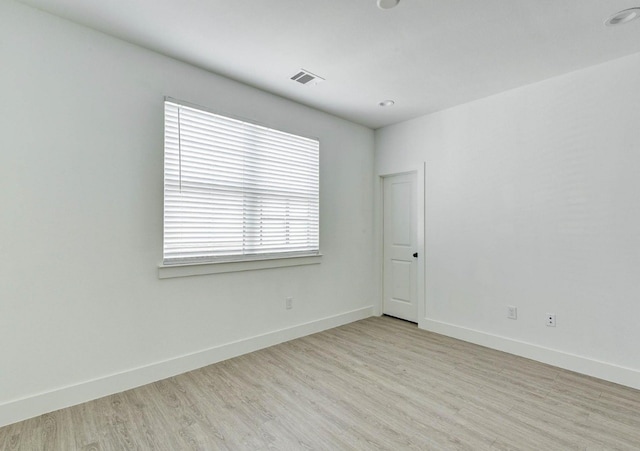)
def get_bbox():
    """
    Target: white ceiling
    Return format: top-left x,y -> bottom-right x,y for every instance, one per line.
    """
18,0 -> 640,129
